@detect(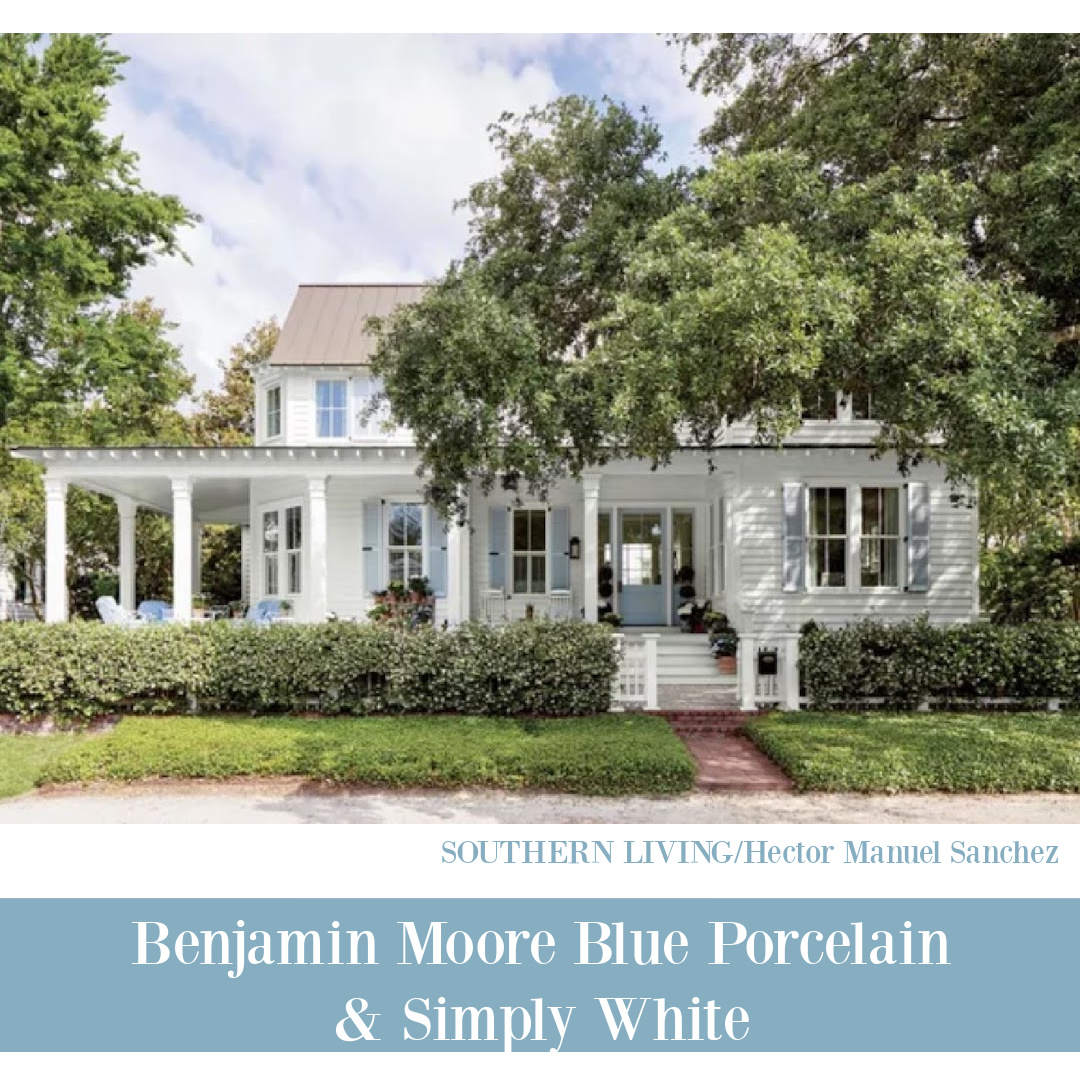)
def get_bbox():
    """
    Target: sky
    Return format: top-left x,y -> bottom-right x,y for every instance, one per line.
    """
106,34 -> 717,393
